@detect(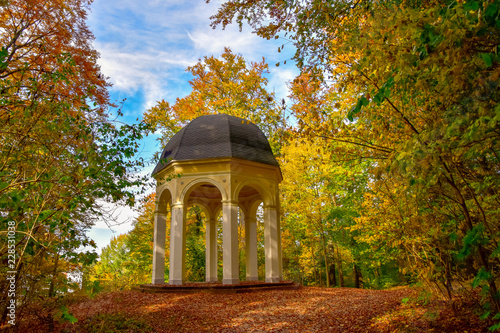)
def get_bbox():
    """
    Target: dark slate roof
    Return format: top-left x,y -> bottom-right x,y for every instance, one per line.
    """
152,114 -> 279,175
